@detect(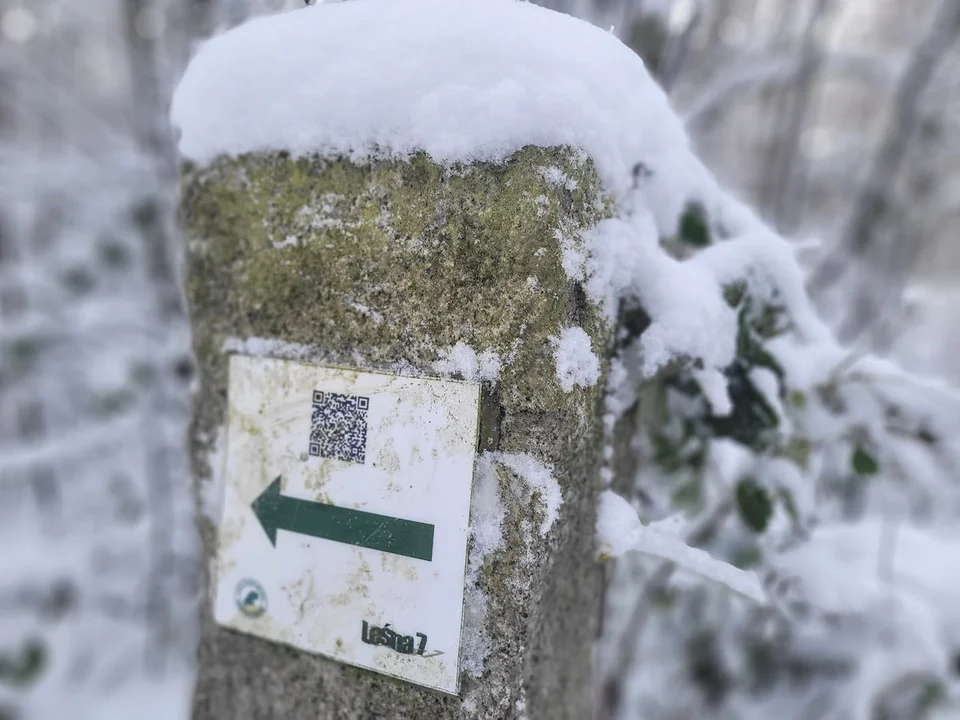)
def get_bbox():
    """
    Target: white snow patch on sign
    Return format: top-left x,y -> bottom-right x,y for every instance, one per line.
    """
434,342 -> 502,382
552,326 -> 601,392
171,0 -> 729,235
